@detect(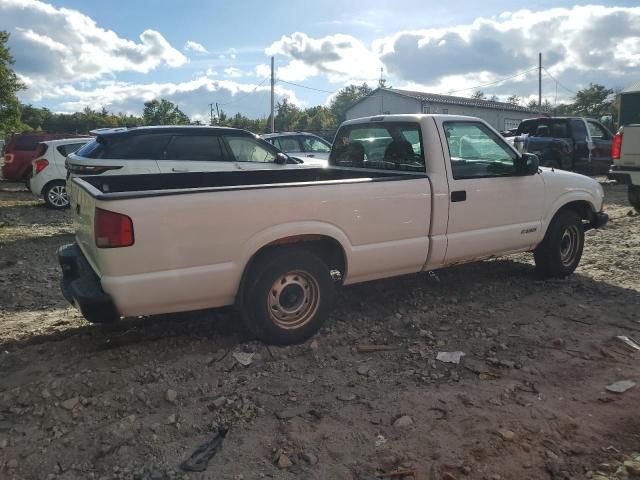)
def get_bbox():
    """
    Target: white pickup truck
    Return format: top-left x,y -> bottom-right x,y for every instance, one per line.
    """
58,114 -> 608,345
609,125 -> 640,210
